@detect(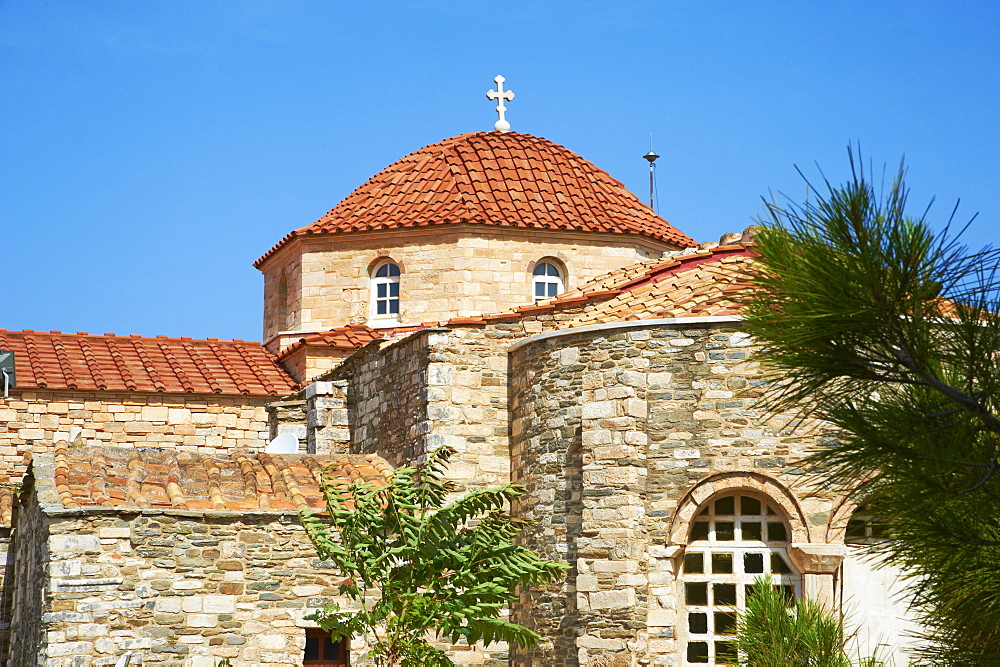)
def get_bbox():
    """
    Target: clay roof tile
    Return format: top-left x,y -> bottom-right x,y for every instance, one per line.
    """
0,330 -> 298,396
255,132 -> 694,267
44,443 -> 390,514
